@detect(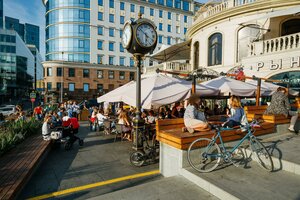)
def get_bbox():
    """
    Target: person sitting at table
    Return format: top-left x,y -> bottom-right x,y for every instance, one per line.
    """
223,95 -> 247,128
118,110 -> 132,141
171,102 -> 180,118
183,95 -> 210,133
96,109 -> 107,128
146,110 -> 157,124
264,87 -> 298,133
42,115 -> 52,140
